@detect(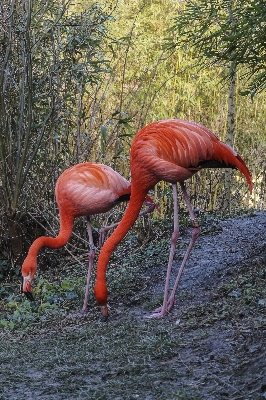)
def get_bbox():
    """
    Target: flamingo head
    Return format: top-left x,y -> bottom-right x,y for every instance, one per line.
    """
94,280 -> 108,317
21,255 -> 37,301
